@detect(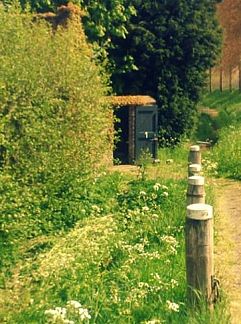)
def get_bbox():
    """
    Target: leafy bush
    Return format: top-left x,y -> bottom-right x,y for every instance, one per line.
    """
0,7 -> 112,242
210,124 -> 241,179
111,0 -> 222,143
